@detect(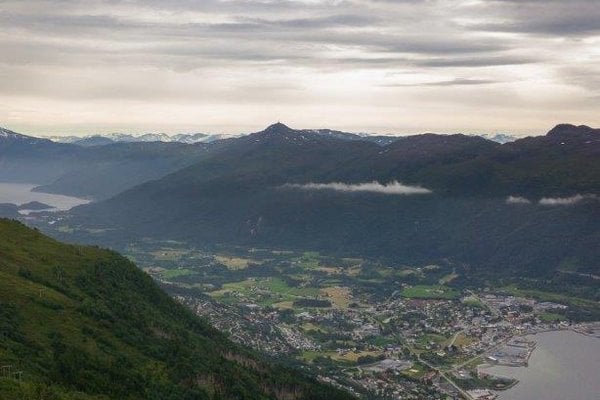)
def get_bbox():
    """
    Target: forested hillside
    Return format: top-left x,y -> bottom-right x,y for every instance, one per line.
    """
0,219 -> 353,400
